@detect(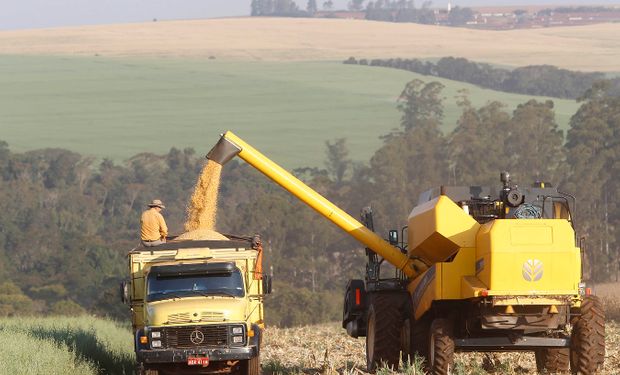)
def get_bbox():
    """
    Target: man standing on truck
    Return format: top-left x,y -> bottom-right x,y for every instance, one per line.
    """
140,199 -> 168,247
